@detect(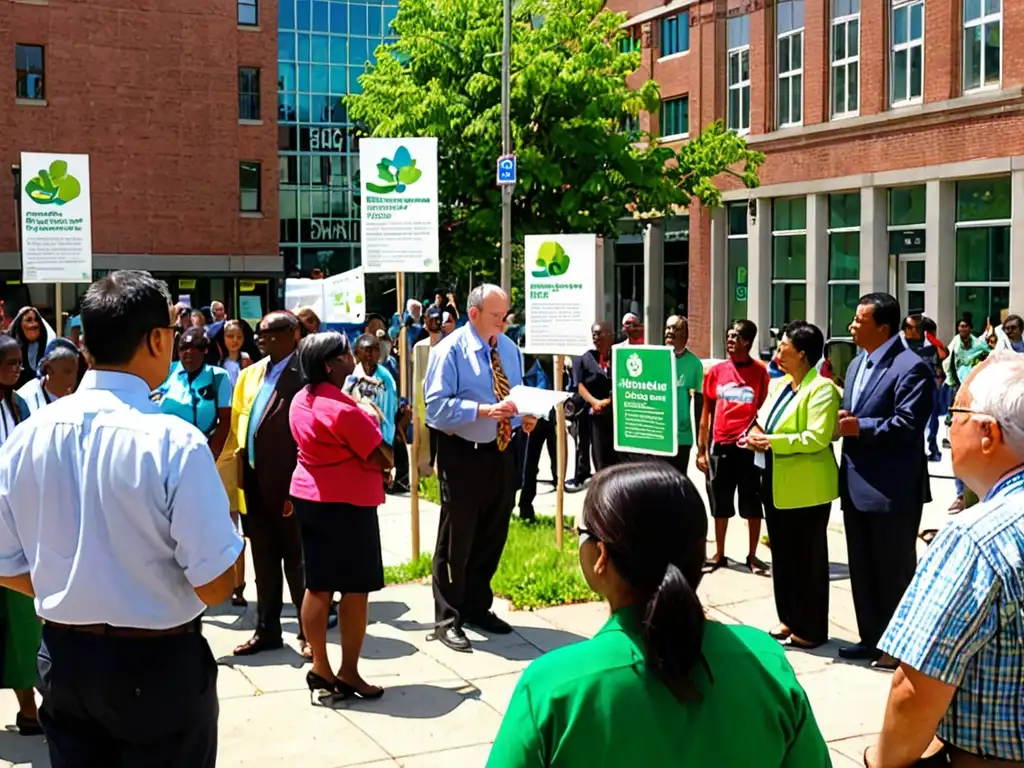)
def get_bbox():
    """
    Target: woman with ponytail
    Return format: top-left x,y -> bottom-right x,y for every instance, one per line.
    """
488,463 -> 829,767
